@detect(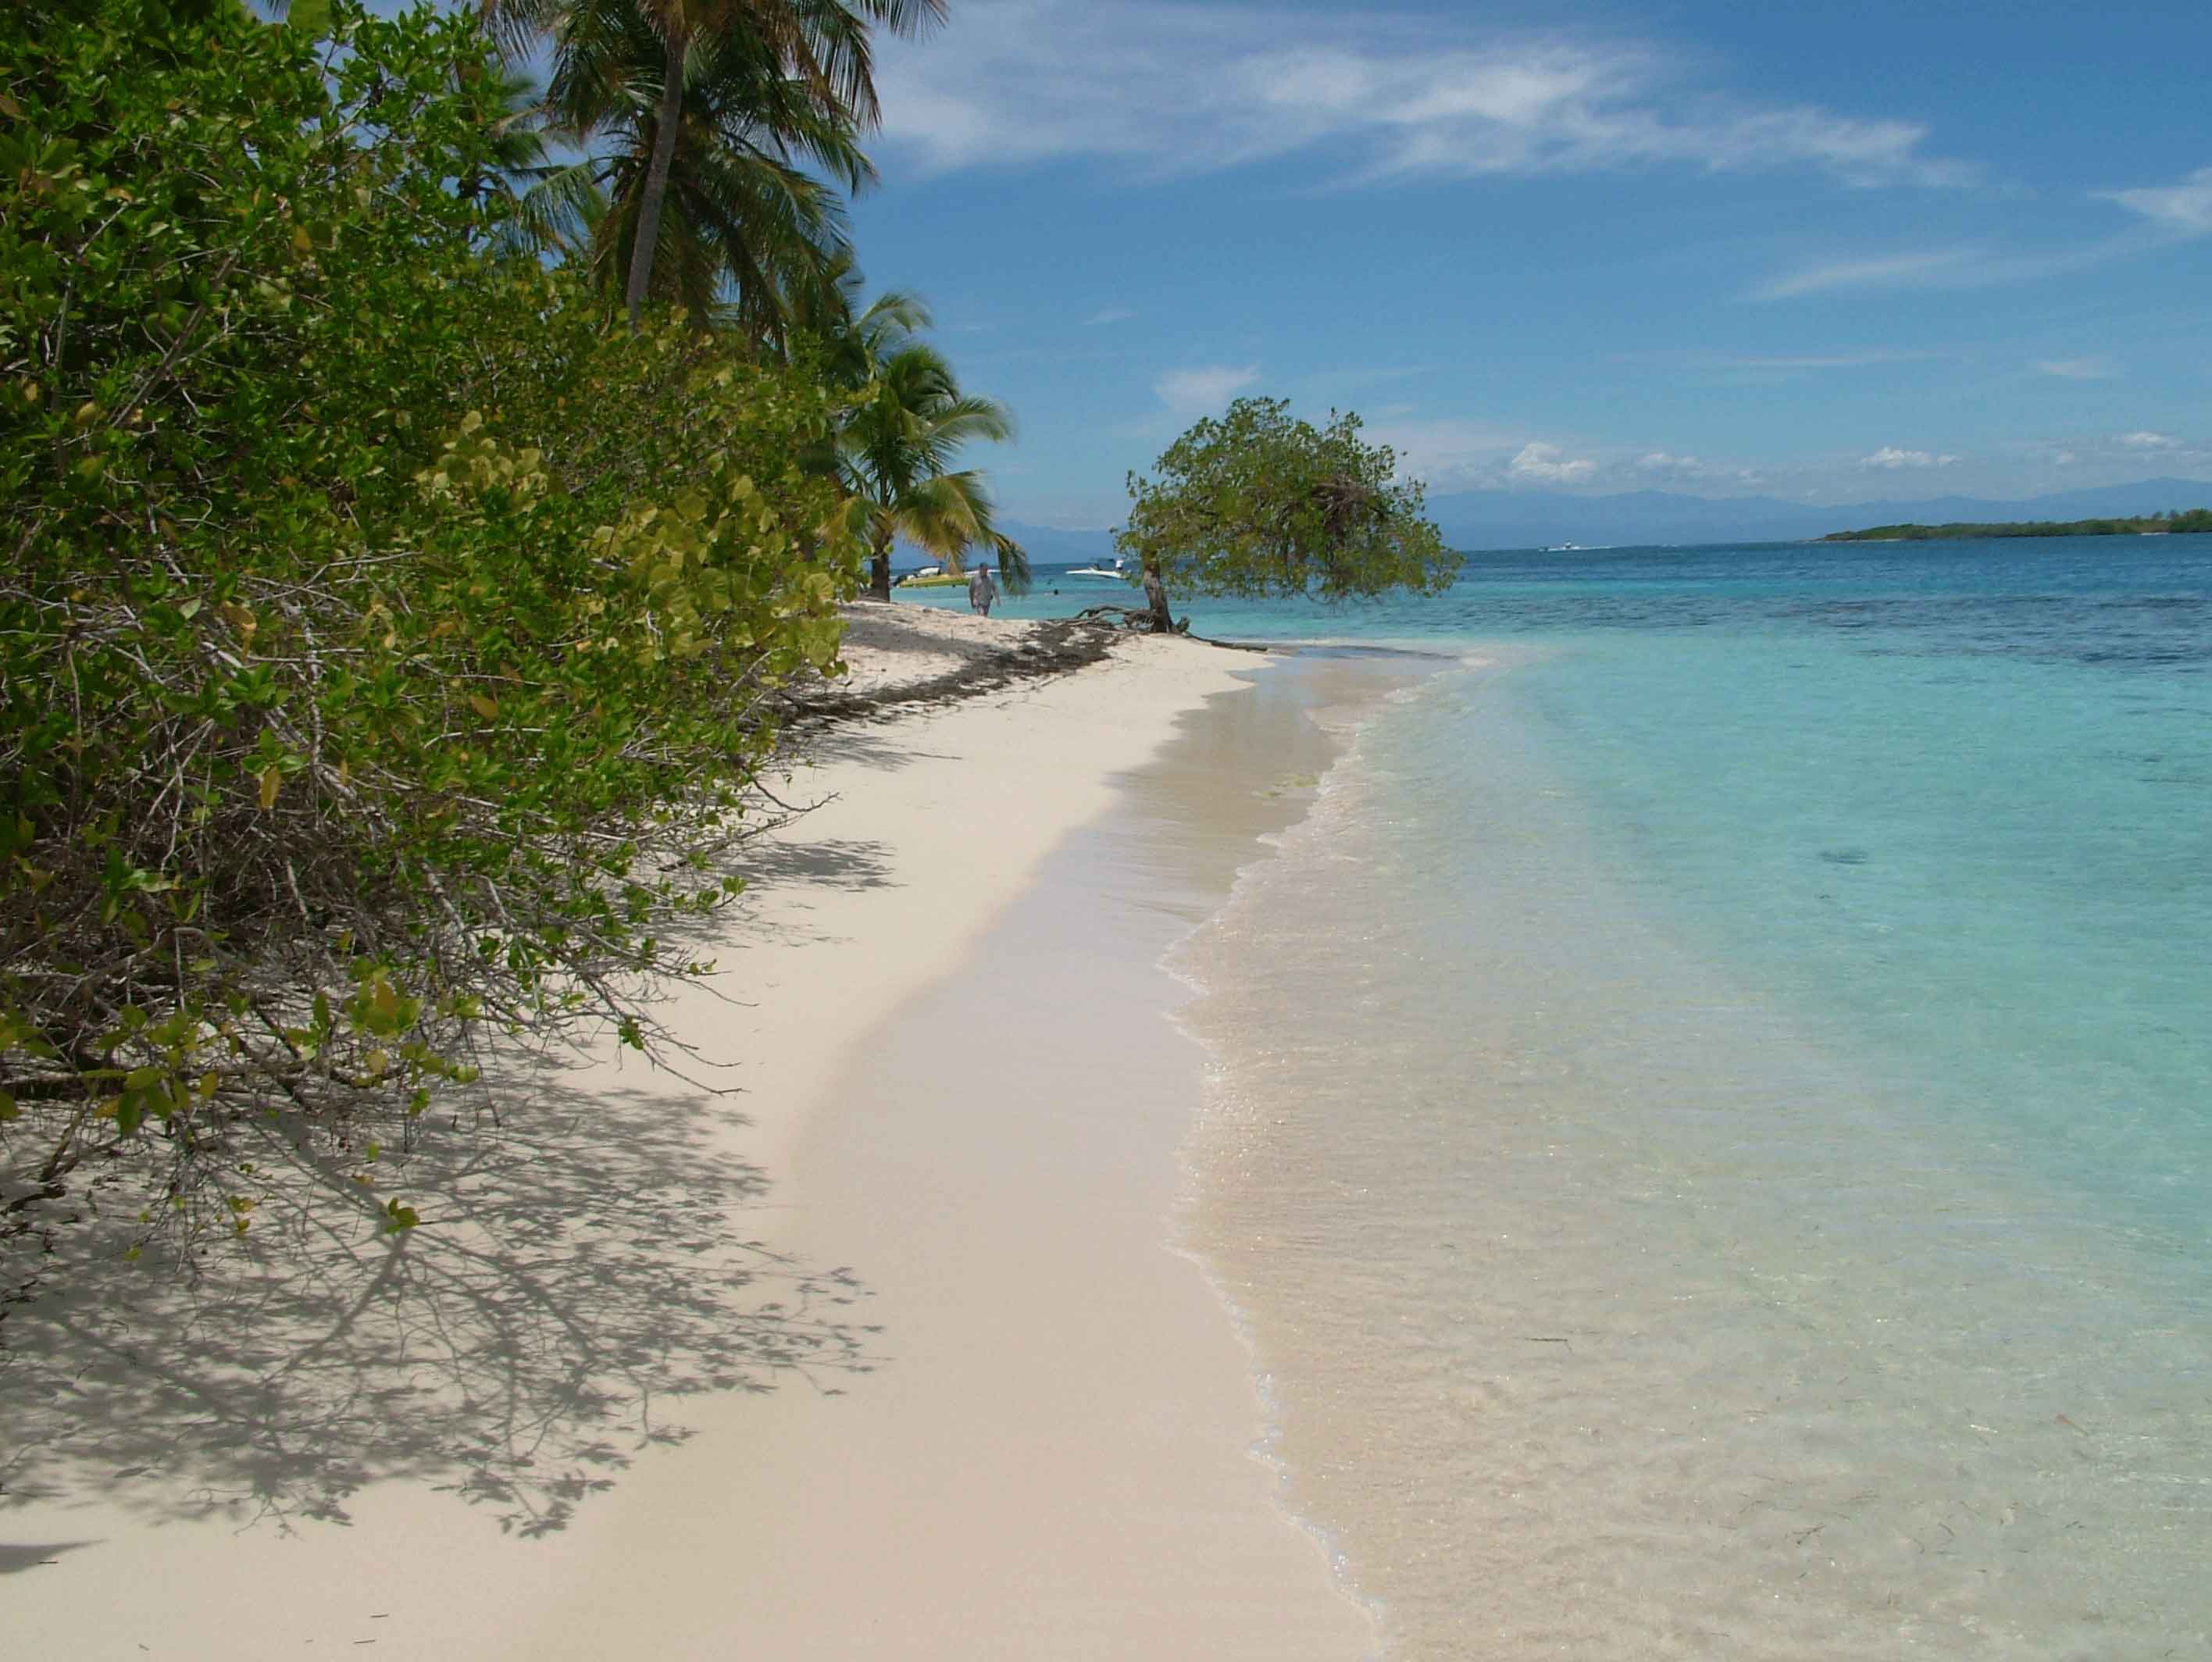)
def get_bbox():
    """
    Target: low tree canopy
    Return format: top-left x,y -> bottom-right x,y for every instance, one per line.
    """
1115,397 -> 1462,630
